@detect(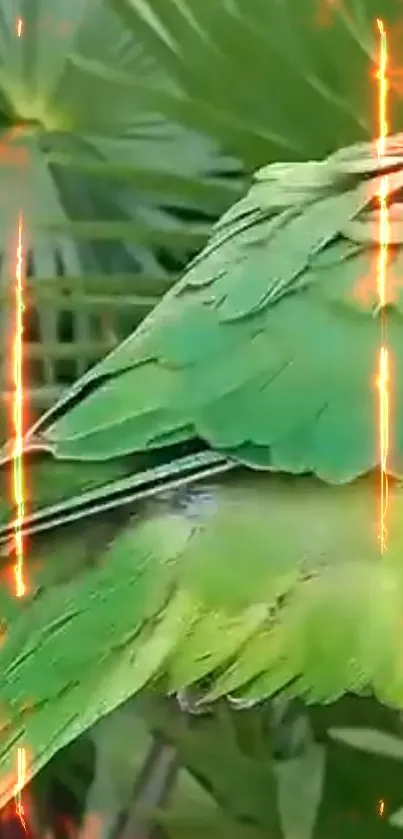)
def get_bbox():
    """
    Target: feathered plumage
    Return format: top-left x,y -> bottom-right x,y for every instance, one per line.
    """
0,136 -> 402,806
